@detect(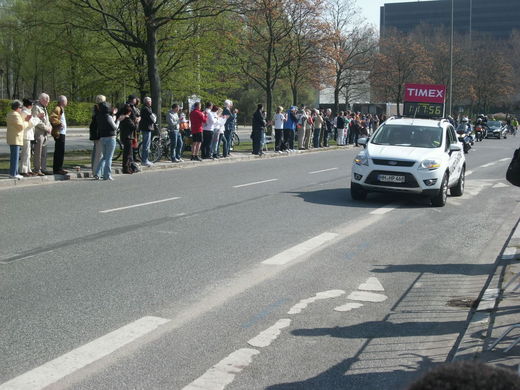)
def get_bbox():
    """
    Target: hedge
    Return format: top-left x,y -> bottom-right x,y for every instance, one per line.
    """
0,99 -> 93,126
